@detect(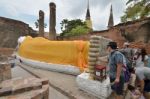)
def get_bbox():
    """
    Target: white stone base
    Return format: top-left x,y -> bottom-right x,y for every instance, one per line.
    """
16,55 -> 80,75
76,73 -> 112,99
